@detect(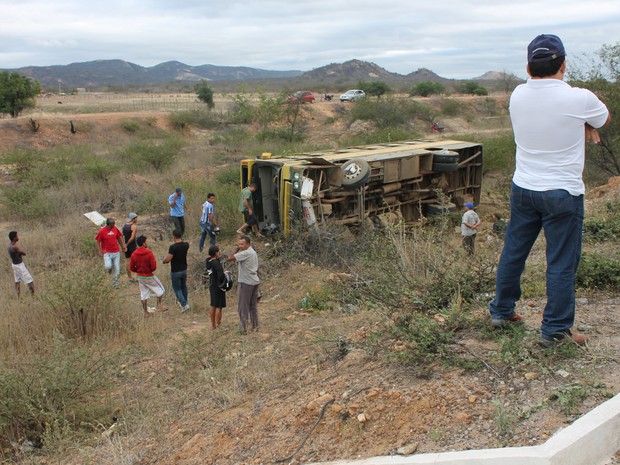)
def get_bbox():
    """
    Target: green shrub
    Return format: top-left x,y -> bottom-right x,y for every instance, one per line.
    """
460,133 -> 515,175
119,118 -> 141,132
577,253 -> 620,290
27,159 -> 72,188
0,334 -> 113,452
340,128 -> 419,146
210,127 -> 252,145
441,99 -> 463,117
349,97 -> 435,128
216,165 -> 241,186
583,204 -> 620,242
230,93 -> 255,123
410,81 -> 446,97
77,234 -> 99,258
549,383 -> 589,415
133,190 -> 164,214
168,109 -> 222,130
2,148 -> 37,178
79,159 -> 120,184
300,288 -> 333,311
122,137 -> 185,173
1,185 -> 54,220
44,265 -> 127,340
459,81 -> 489,96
